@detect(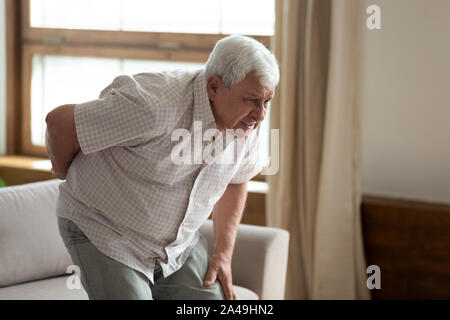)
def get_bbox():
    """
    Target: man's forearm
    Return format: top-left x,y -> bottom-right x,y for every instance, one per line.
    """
211,182 -> 248,261
45,104 -> 80,178
45,128 -> 75,174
